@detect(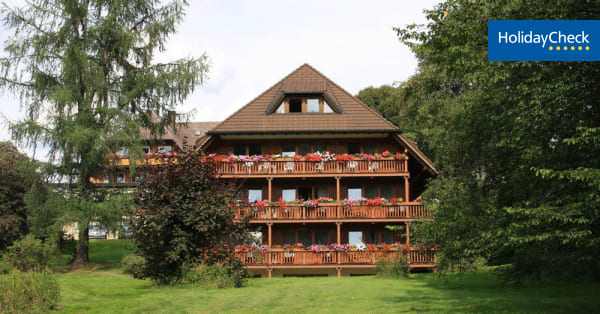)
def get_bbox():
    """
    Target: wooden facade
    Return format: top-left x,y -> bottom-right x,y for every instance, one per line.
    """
94,64 -> 438,277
